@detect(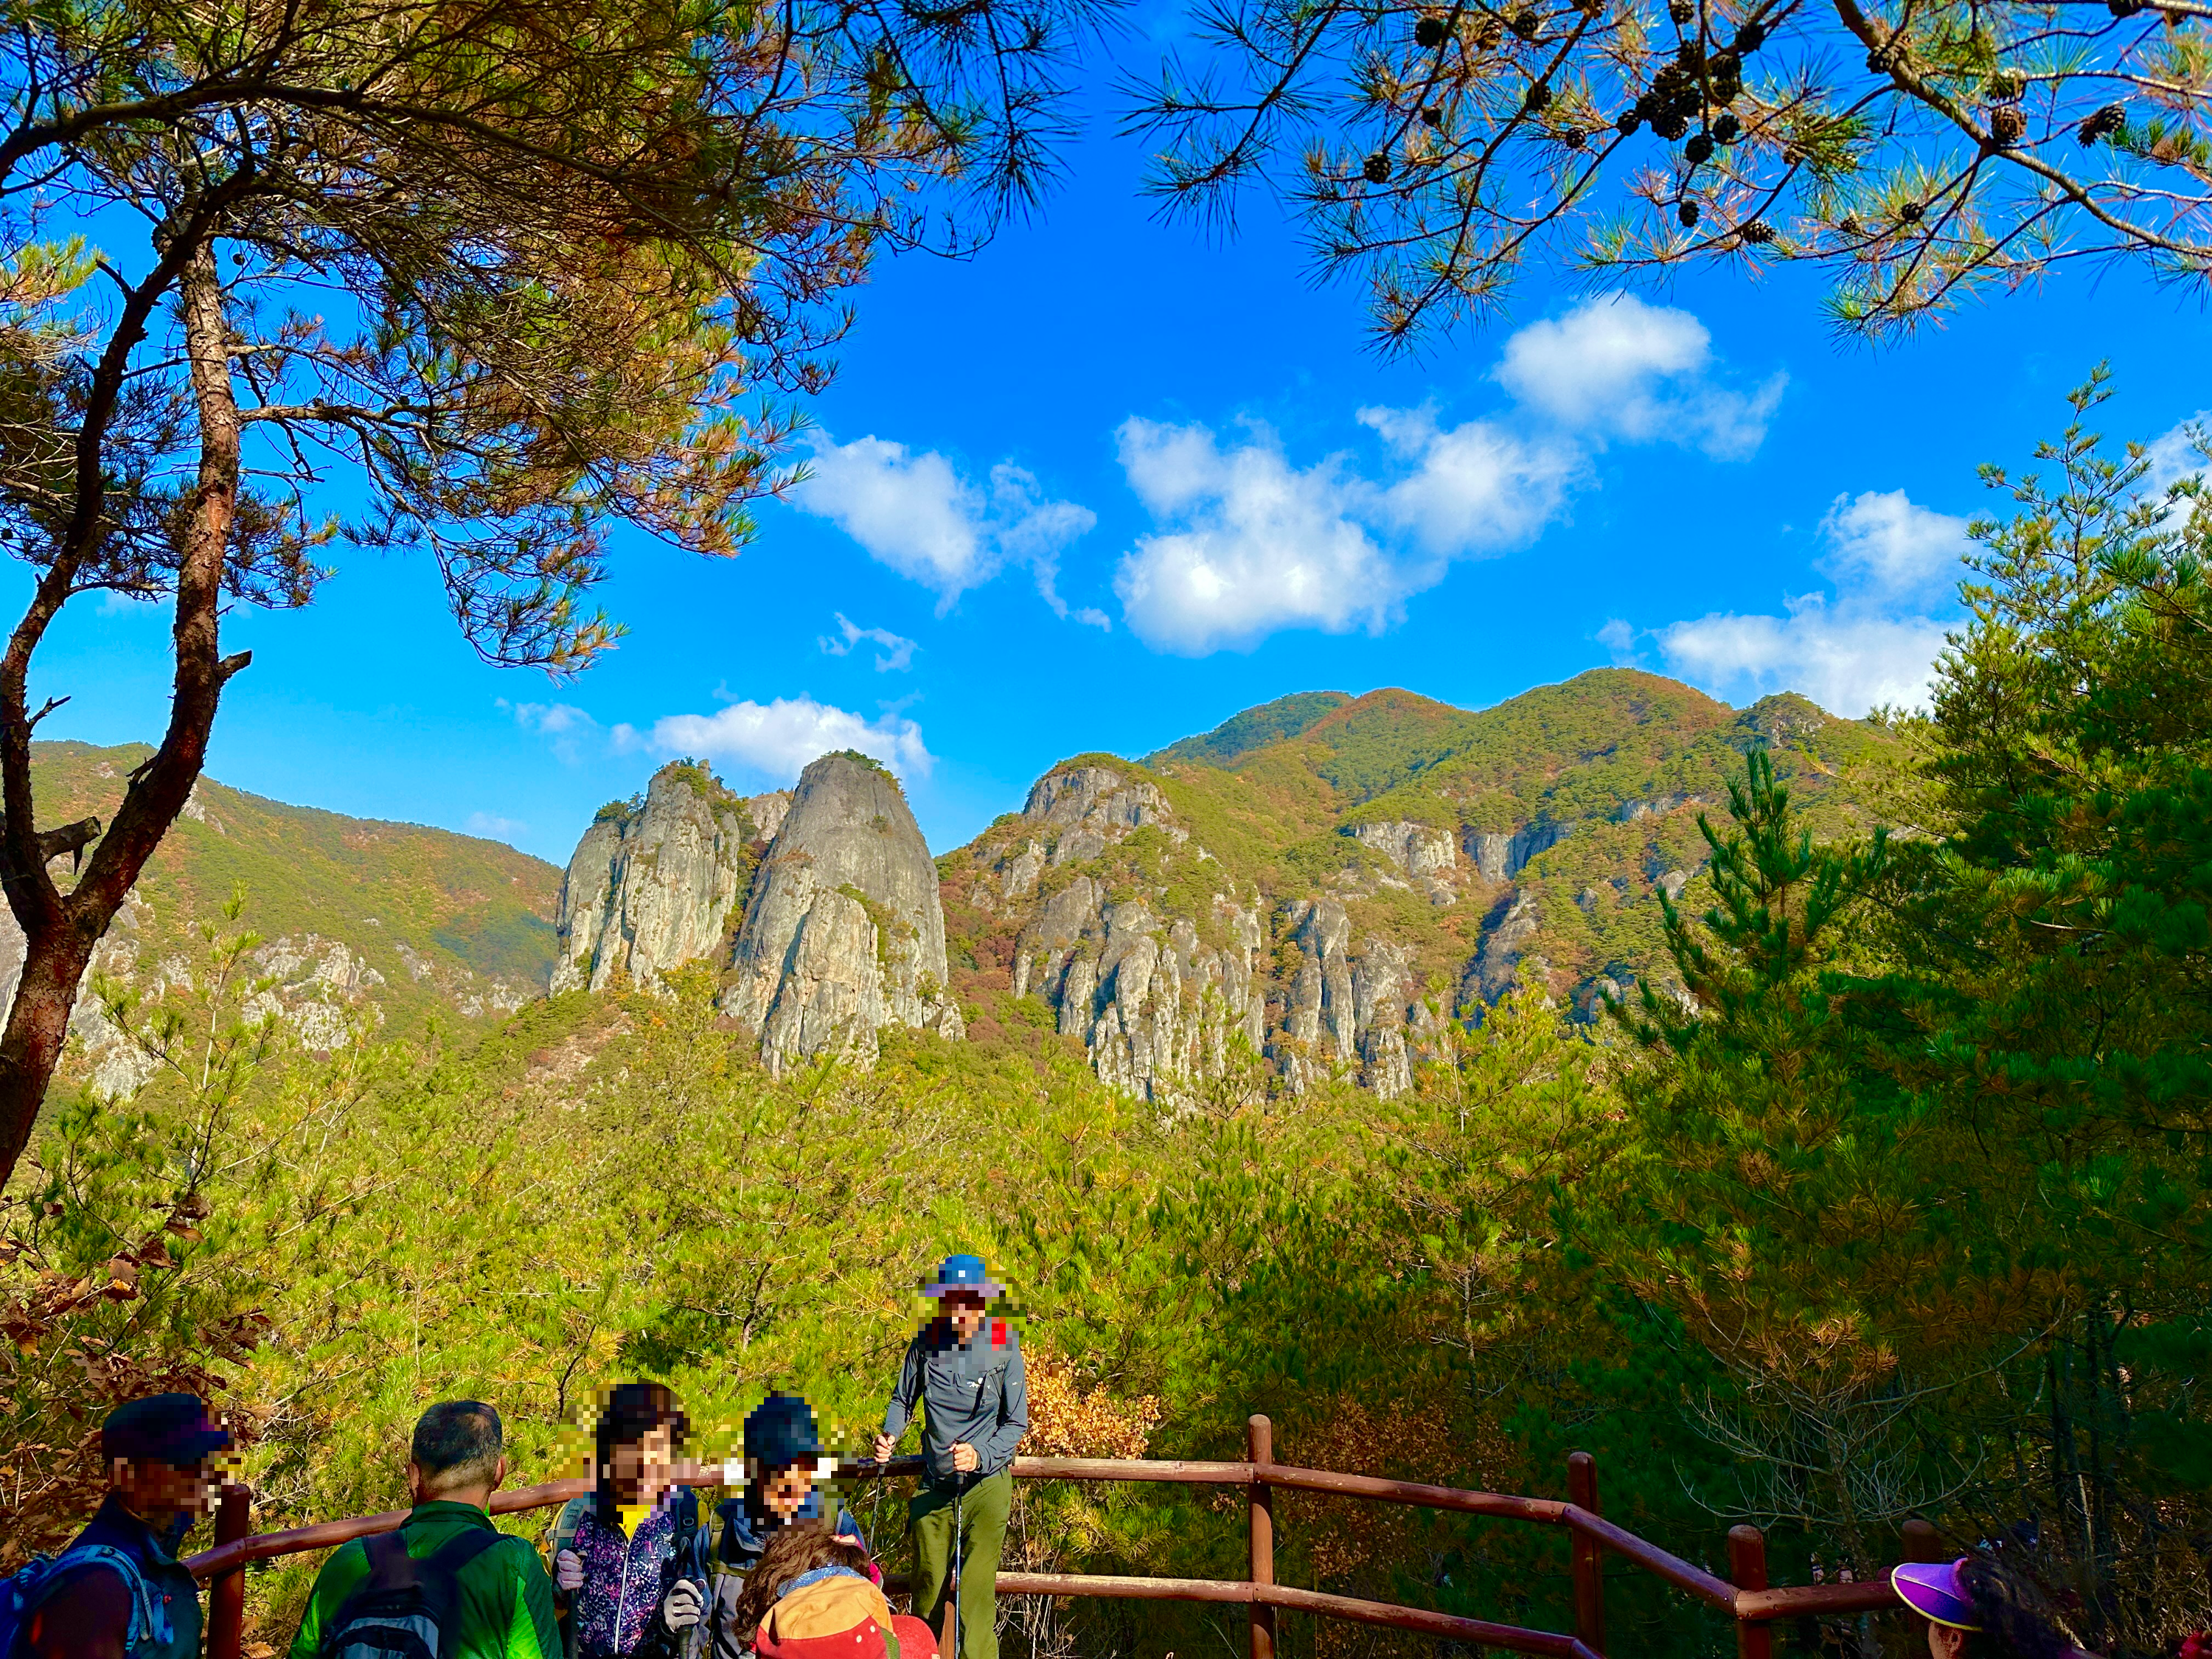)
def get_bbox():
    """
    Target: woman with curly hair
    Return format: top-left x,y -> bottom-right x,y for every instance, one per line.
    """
732,1521 -> 936,1659
1891,1556 -> 2089,1658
